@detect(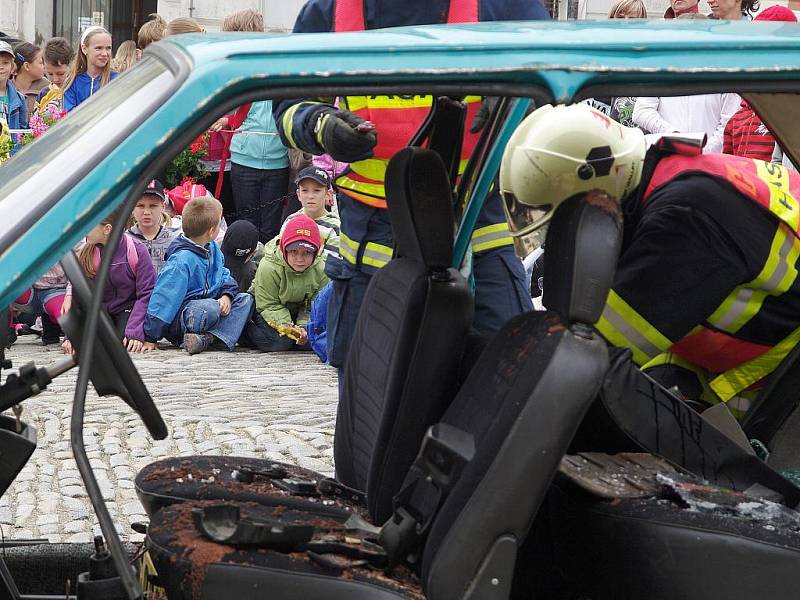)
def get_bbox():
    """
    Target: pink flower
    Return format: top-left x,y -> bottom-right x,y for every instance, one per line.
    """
29,115 -> 48,138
